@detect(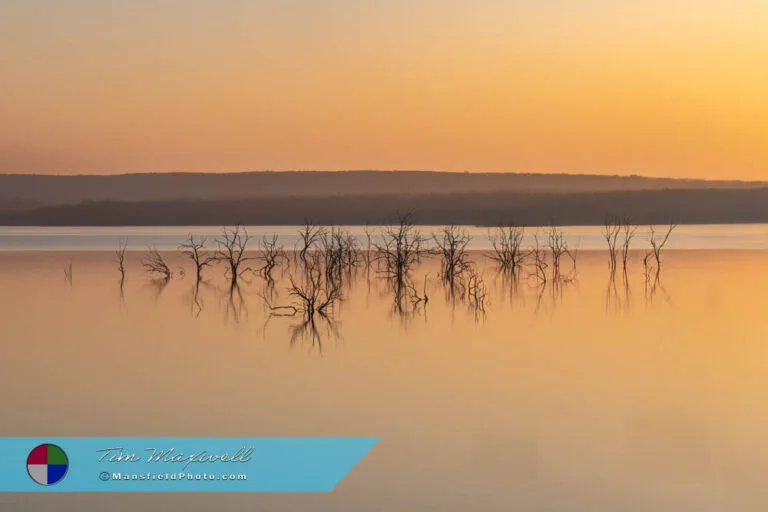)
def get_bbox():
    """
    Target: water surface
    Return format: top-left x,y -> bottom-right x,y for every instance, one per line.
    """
3,223 -> 768,250
1,250 -> 768,511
